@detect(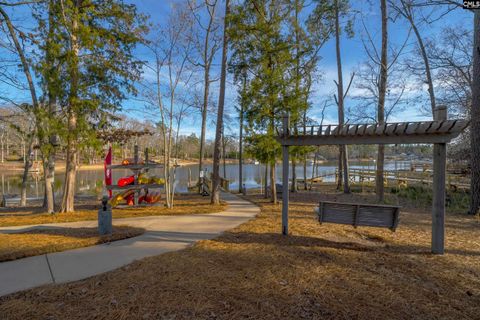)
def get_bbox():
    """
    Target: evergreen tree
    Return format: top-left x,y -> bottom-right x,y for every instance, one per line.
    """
39,0 -> 148,212
229,0 -> 294,203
